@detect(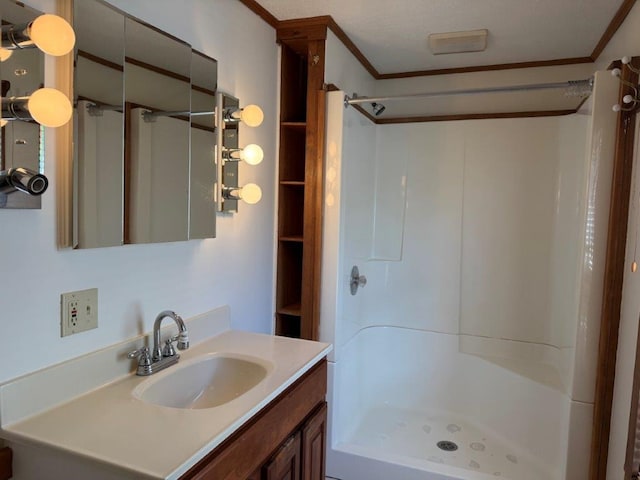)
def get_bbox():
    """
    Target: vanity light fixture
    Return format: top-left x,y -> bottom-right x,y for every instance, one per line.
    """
0,48 -> 12,62
2,87 -> 73,127
222,183 -> 262,205
1,13 -> 75,57
223,104 -> 264,127
222,144 -> 264,165
0,167 -> 48,196
216,93 -> 264,213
